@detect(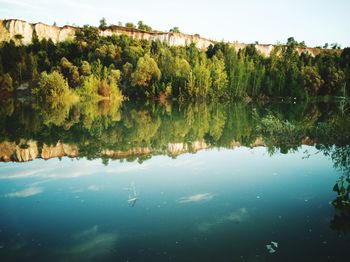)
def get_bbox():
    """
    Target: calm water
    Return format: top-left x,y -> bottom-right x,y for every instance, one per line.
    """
0,99 -> 350,261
